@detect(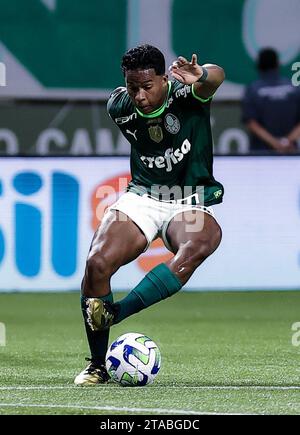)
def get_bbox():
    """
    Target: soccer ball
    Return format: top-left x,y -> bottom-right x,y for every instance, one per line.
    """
105,332 -> 161,387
